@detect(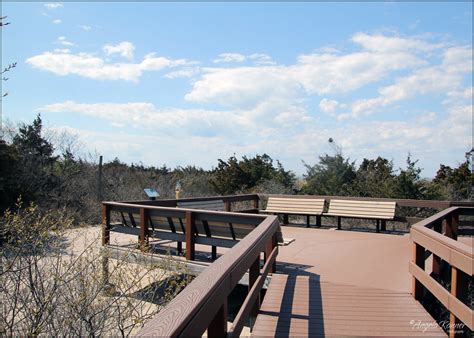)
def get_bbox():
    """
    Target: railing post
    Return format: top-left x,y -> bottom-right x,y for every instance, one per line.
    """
224,201 -> 231,212
445,212 -> 459,240
265,234 -> 276,273
252,196 -> 259,210
139,208 -> 149,251
248,256 -> 260,329
412,243 -> 425,300
208,298 -> 228,338
432,220 -> 442,276
101,204 -> 111,286
449,267 -> 469,338
186,211 -> 195,260
102,204 -> 111,246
